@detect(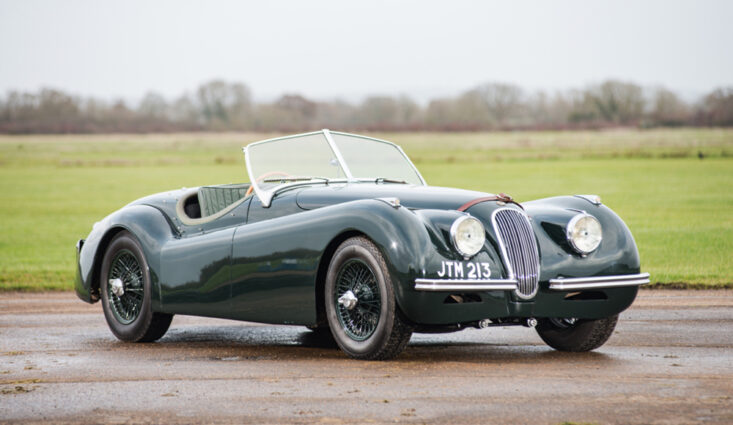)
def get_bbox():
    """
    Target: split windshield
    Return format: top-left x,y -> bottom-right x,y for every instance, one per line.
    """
244,130 -> 425,206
